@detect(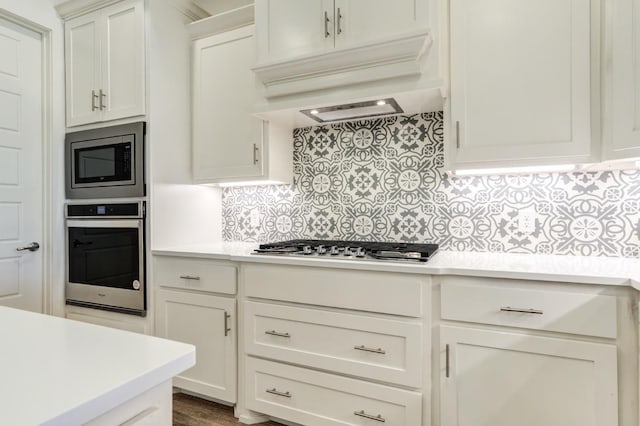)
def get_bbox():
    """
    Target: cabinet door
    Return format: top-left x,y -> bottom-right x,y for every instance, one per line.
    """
605,0 -> 640,159
440,326 -> 618,426
255,0 -> 334,63
192,26 -> 265,182
334,0 -> 427,48
448,0 -> 595,168
155,289 -> 236,403
65,11 -> 101,127
100,0 -> 145,122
